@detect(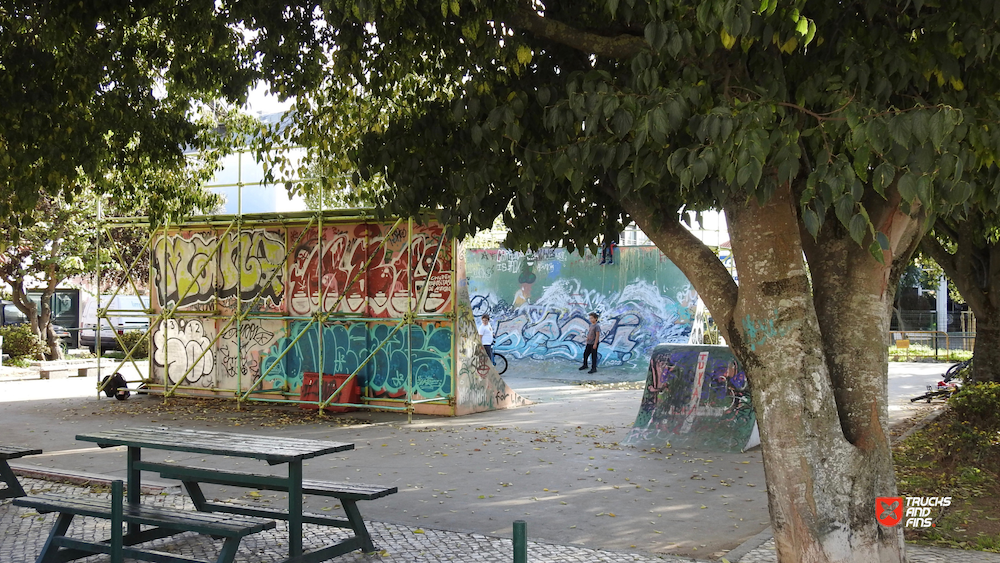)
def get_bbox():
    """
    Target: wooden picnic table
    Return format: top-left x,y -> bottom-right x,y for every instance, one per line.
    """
0,444 -> 41,499
75,427 -> 391,563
